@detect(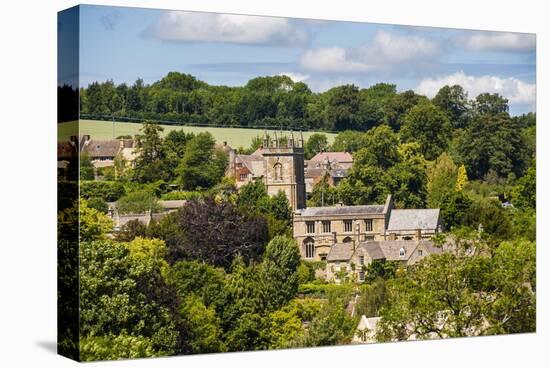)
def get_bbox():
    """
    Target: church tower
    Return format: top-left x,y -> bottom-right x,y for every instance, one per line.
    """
262,131 -> 306,210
